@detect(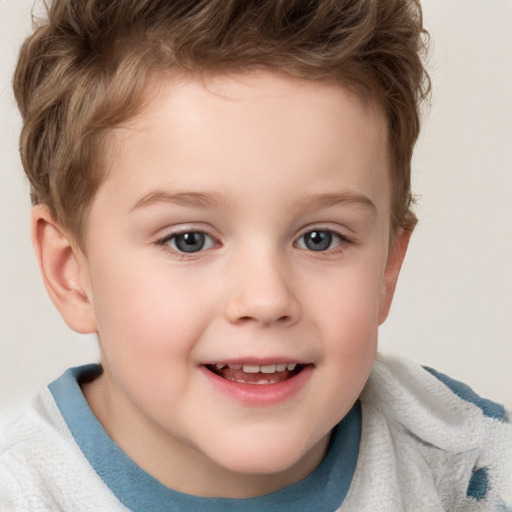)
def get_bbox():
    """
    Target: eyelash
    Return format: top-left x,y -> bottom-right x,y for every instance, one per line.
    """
294,227 -> 351,254
154,227 -> 352,258
154,229 -> 219,259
